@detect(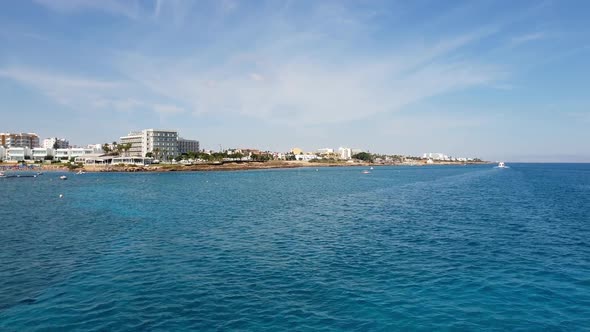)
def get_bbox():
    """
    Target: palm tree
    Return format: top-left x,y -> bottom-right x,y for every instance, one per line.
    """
121,143 -> 131,157
102,143 -> 111,155
153,148 -> 160,160
111,141 -> 119,155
